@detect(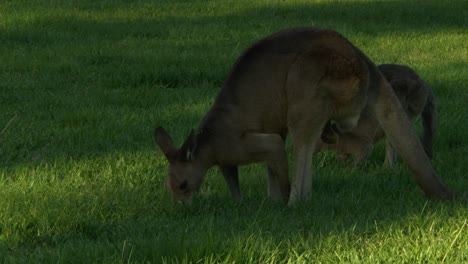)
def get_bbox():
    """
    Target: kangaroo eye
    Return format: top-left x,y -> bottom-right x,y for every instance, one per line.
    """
179,180 -> 188,190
